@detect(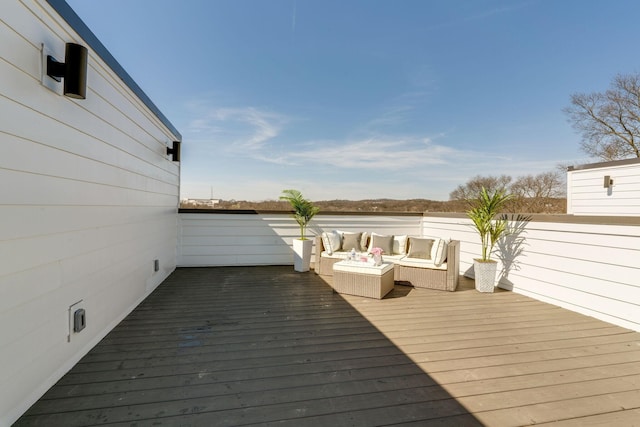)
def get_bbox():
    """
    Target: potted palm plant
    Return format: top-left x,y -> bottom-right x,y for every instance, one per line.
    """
467,187 -> 512,292
280,189 -> 320,272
